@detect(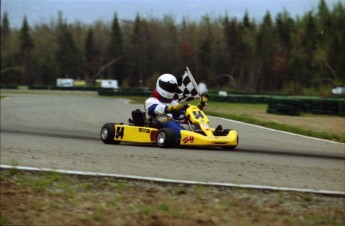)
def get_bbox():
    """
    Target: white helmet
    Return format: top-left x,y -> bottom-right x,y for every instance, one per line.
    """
156,73 -> 178,100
